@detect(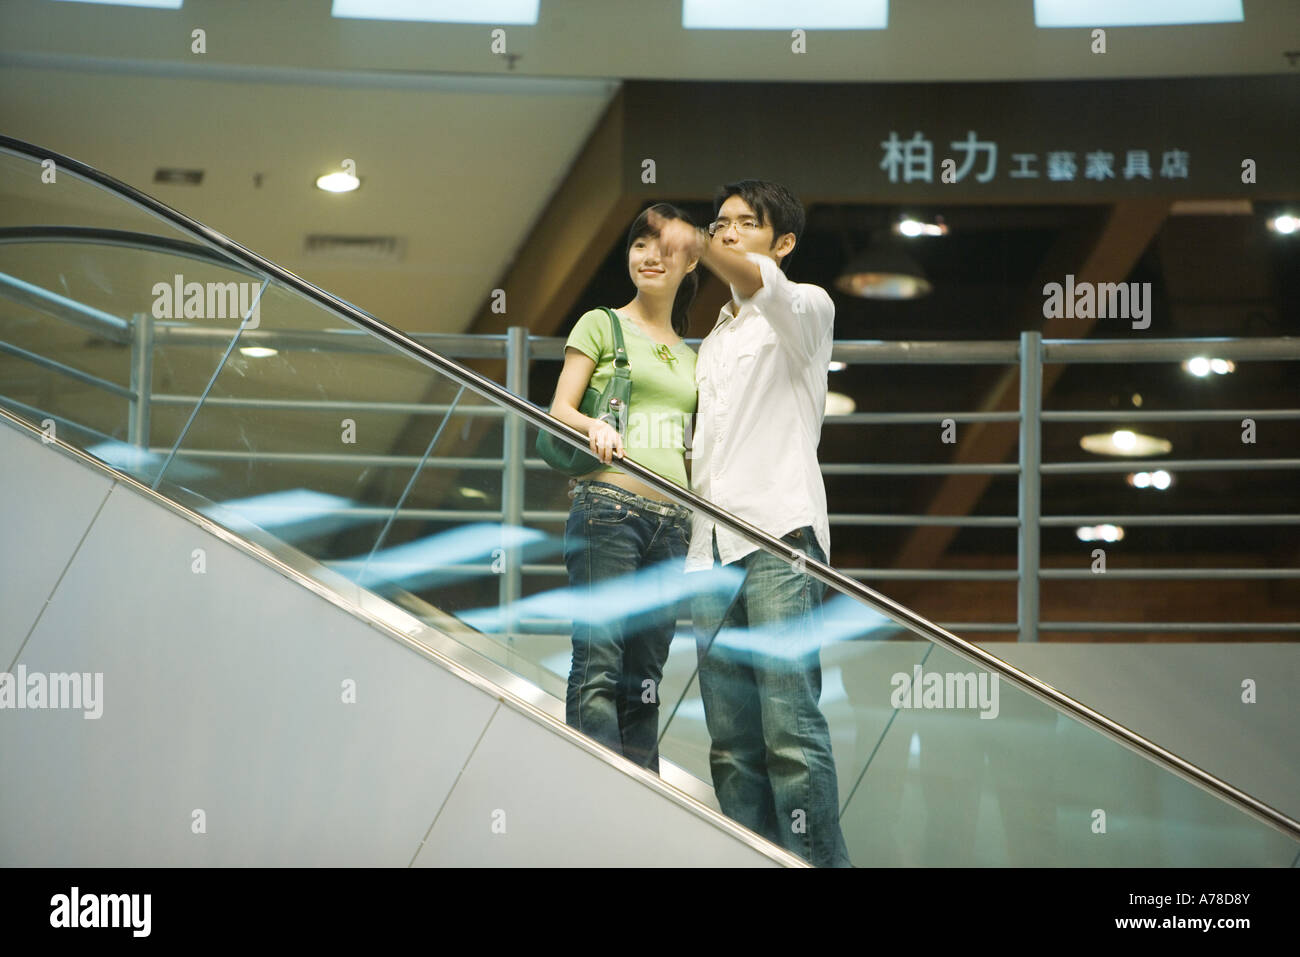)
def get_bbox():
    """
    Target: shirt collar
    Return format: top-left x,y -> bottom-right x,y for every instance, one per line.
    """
717,252 -> 770,327
716,297 -> 745,329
